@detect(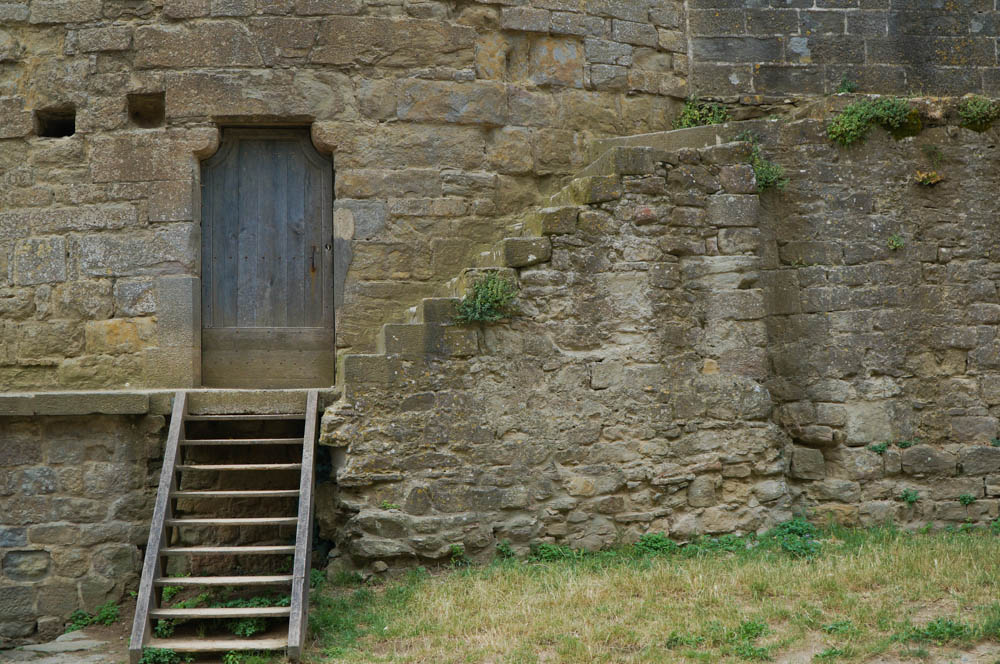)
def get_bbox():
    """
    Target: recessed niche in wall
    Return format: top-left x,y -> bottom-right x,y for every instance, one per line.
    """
35,106 -> 76,138
128,92 -> 165,128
